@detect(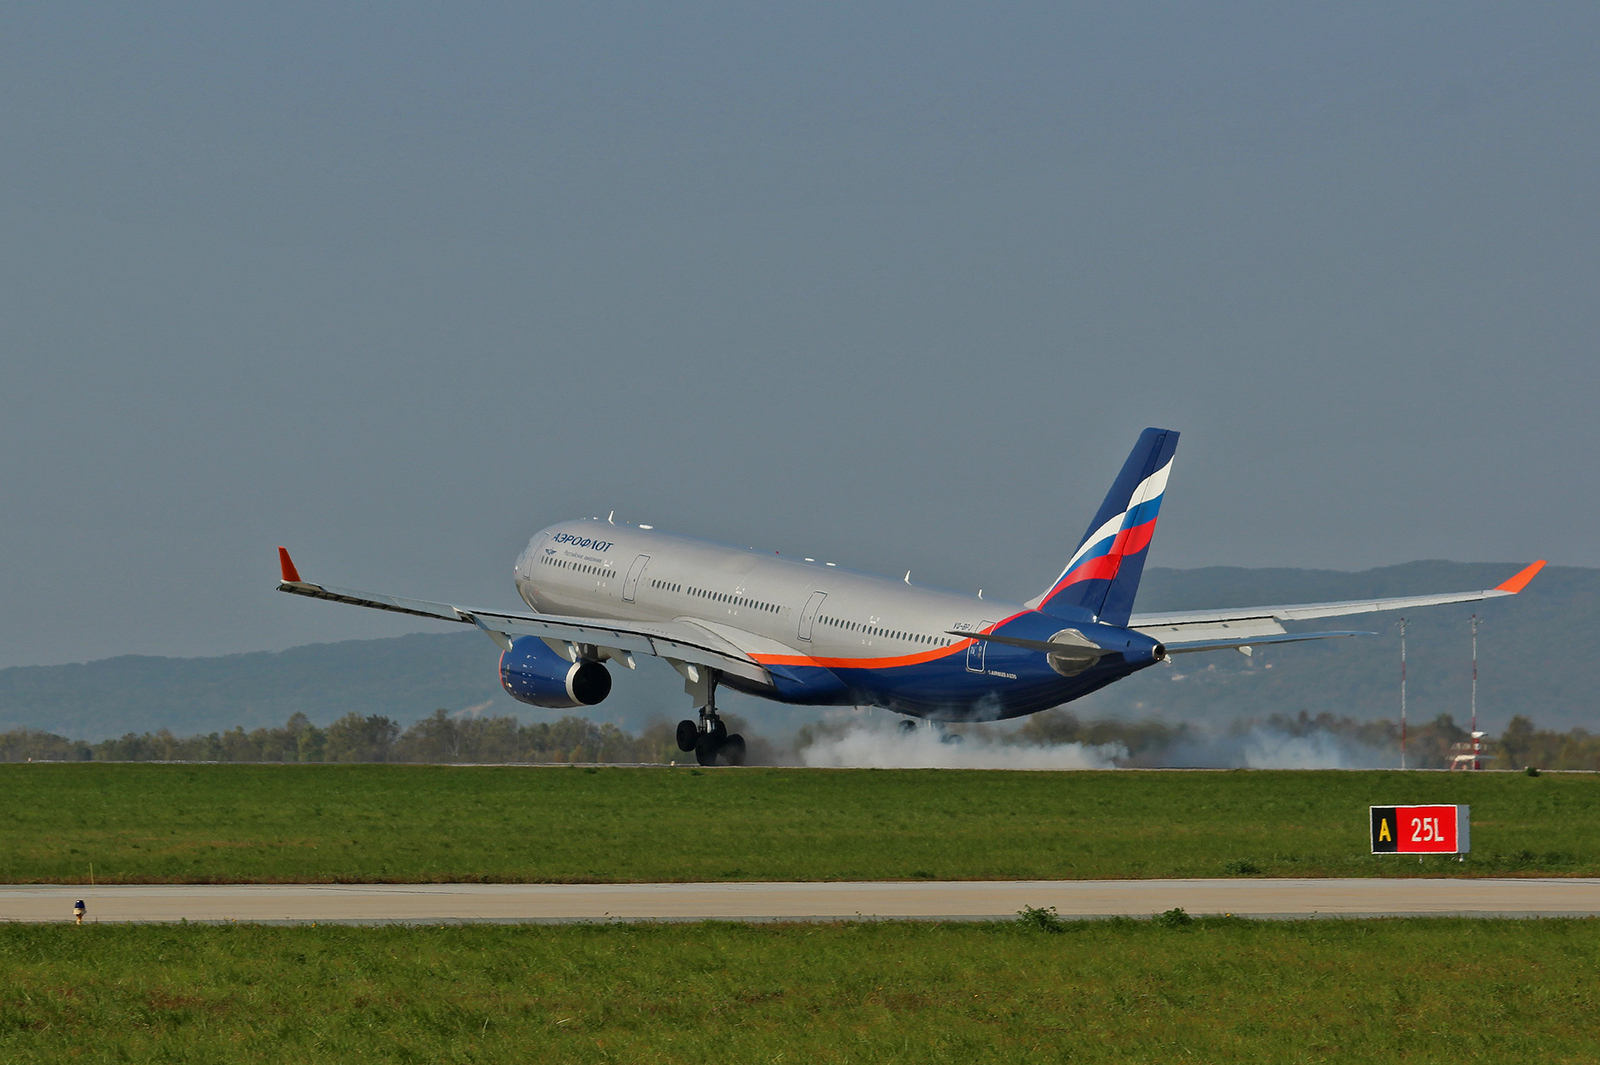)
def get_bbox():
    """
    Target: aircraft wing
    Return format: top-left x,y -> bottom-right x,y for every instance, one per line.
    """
274,549 -> 772,686
1129,560 -> 1546,654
